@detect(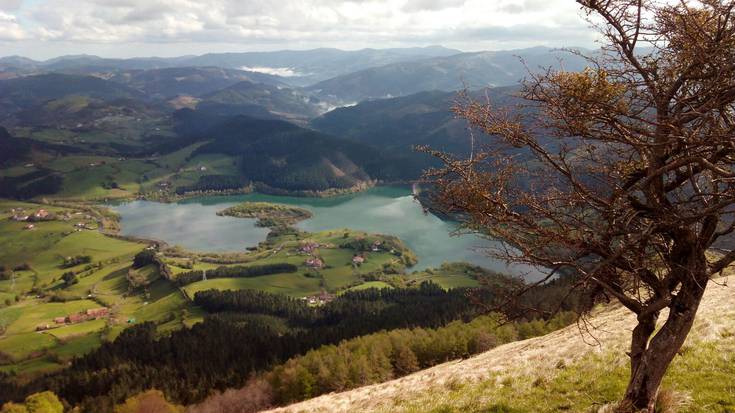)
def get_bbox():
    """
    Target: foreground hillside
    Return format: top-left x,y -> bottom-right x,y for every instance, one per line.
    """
267,276 -> 735,413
